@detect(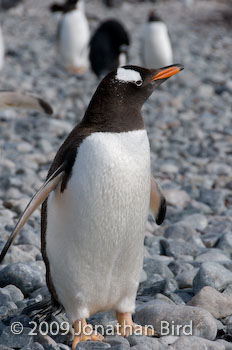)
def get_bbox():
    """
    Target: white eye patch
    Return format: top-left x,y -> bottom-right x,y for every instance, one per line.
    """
116,68 -> 142,83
